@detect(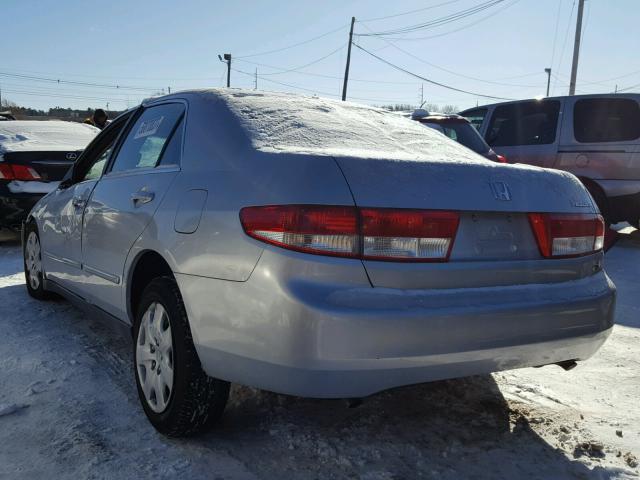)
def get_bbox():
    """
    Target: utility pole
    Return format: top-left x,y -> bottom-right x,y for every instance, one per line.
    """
569,0 -> 585,96
218,53 -> 232,87
168,86 -> 171,94
254,68 -> 258,90
342,16 -> 355,101
420,84 -> 424,107
545,68 -> 552,97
